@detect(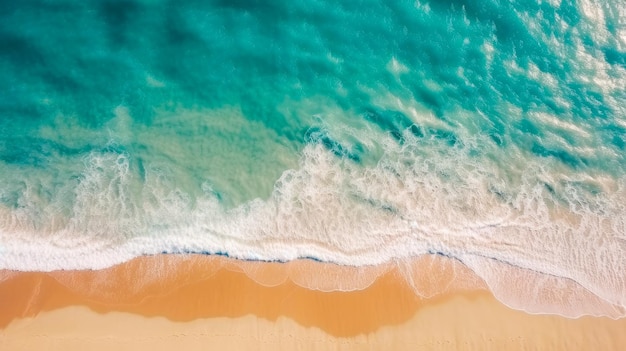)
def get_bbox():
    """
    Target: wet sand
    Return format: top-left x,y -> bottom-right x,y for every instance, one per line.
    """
1,254 -> 625,350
